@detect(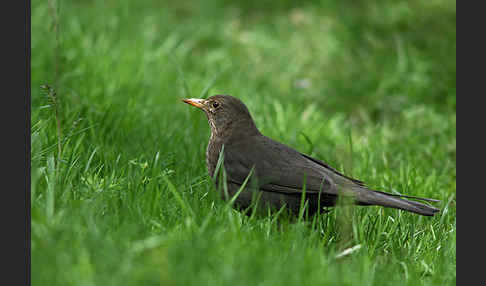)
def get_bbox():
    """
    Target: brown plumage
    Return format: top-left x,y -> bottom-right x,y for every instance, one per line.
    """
182,95 -> 440,216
